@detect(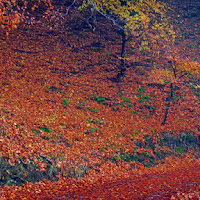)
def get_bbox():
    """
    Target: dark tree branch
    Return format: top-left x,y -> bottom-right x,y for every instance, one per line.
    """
162,82 -> 174,125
